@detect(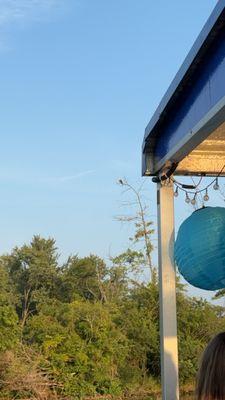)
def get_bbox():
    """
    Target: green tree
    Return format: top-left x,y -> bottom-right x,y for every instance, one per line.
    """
177,287 -> 225,383
0,234 -> 224,399
61,254 -> 108,303
0,263 -> 19,352
0,236 -> 60,330
117,179 -> 155,281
